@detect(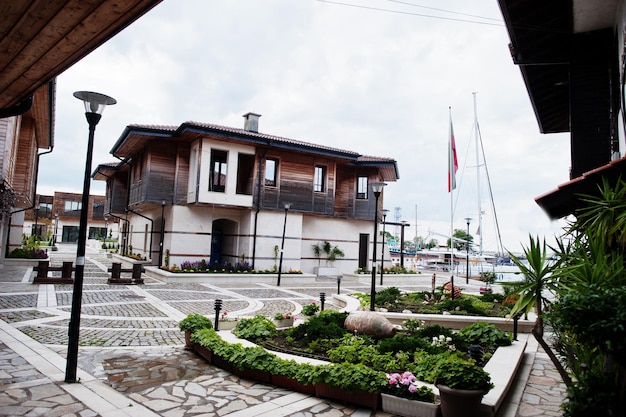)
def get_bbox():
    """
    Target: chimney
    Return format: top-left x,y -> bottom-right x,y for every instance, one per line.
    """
243,112 -> 261,133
